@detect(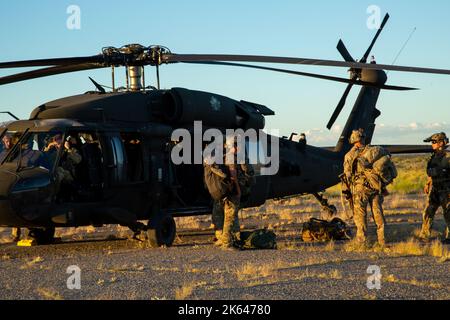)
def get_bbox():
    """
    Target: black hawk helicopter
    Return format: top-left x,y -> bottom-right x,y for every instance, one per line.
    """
0,14 -> 446,246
